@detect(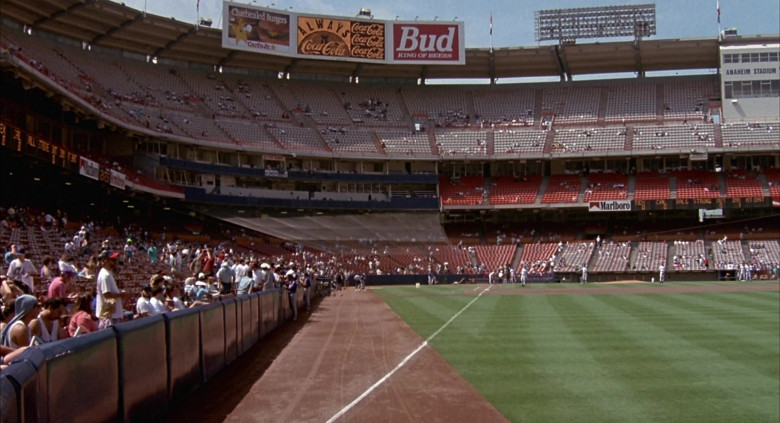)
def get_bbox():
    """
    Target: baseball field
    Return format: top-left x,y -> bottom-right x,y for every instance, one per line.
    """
374,281 -> 780,423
